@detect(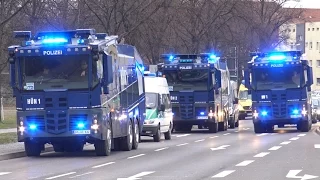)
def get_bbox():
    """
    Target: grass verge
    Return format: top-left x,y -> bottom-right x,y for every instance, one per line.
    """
0,132 -> 17,144
0,118 -> 16,129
